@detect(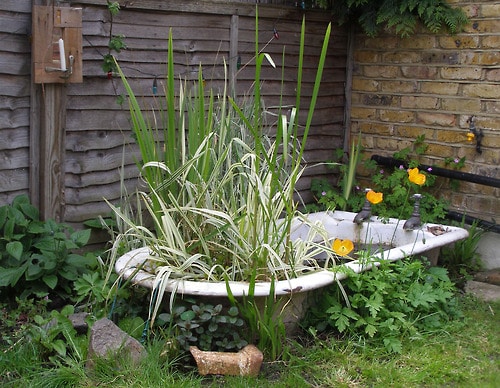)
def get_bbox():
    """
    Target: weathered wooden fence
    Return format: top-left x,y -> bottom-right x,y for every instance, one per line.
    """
0,0 -> 347,236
